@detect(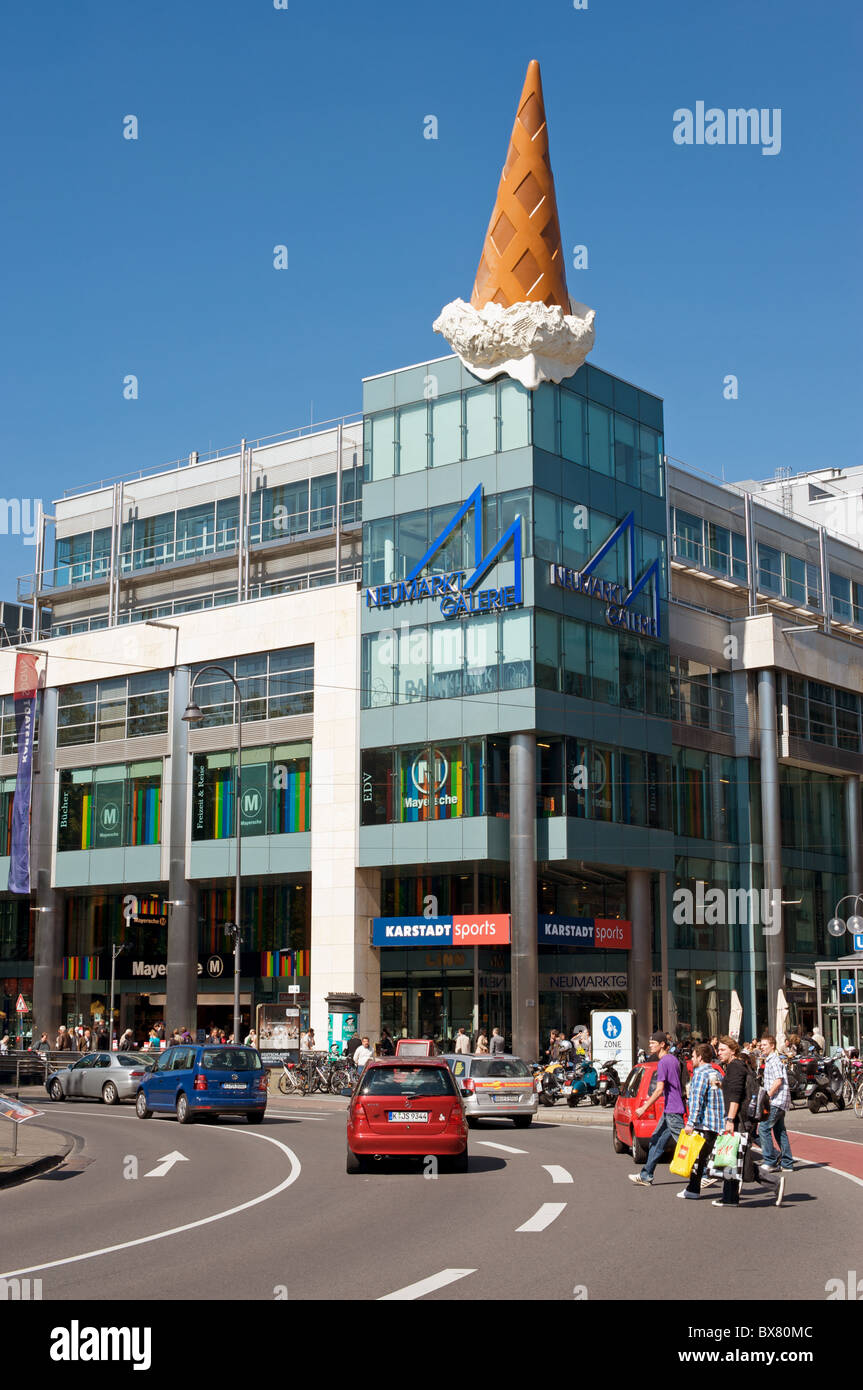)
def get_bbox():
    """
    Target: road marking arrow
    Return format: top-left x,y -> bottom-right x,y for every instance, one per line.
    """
144,1151 -> 189,1179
